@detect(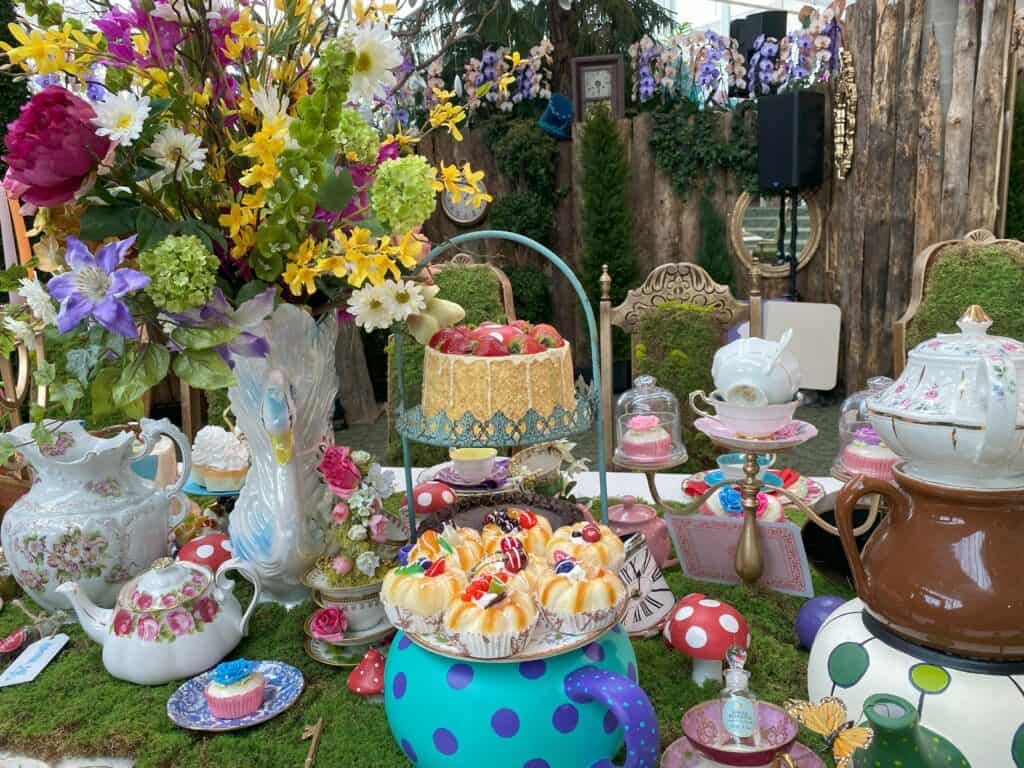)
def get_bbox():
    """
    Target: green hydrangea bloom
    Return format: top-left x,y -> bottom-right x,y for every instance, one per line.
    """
334,108 -> 380,164
139,235 -> 219,313
370,155 -> 438,234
